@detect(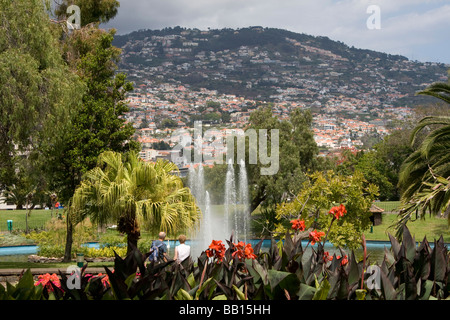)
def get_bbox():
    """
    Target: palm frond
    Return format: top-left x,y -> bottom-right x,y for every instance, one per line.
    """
417,82 -> 450,105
